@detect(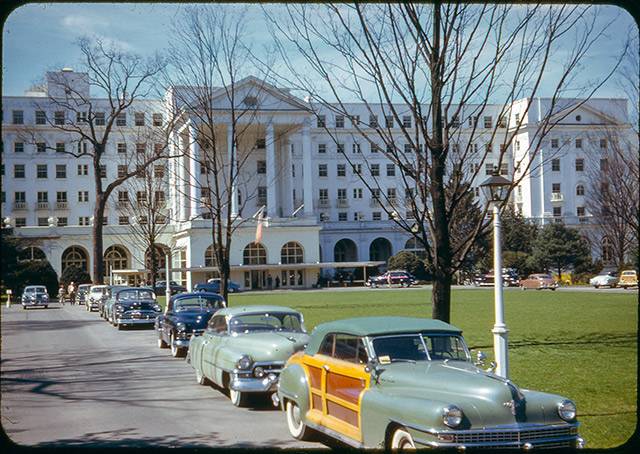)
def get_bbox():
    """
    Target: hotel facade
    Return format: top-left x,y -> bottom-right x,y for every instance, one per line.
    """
2,70 -> 632,289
